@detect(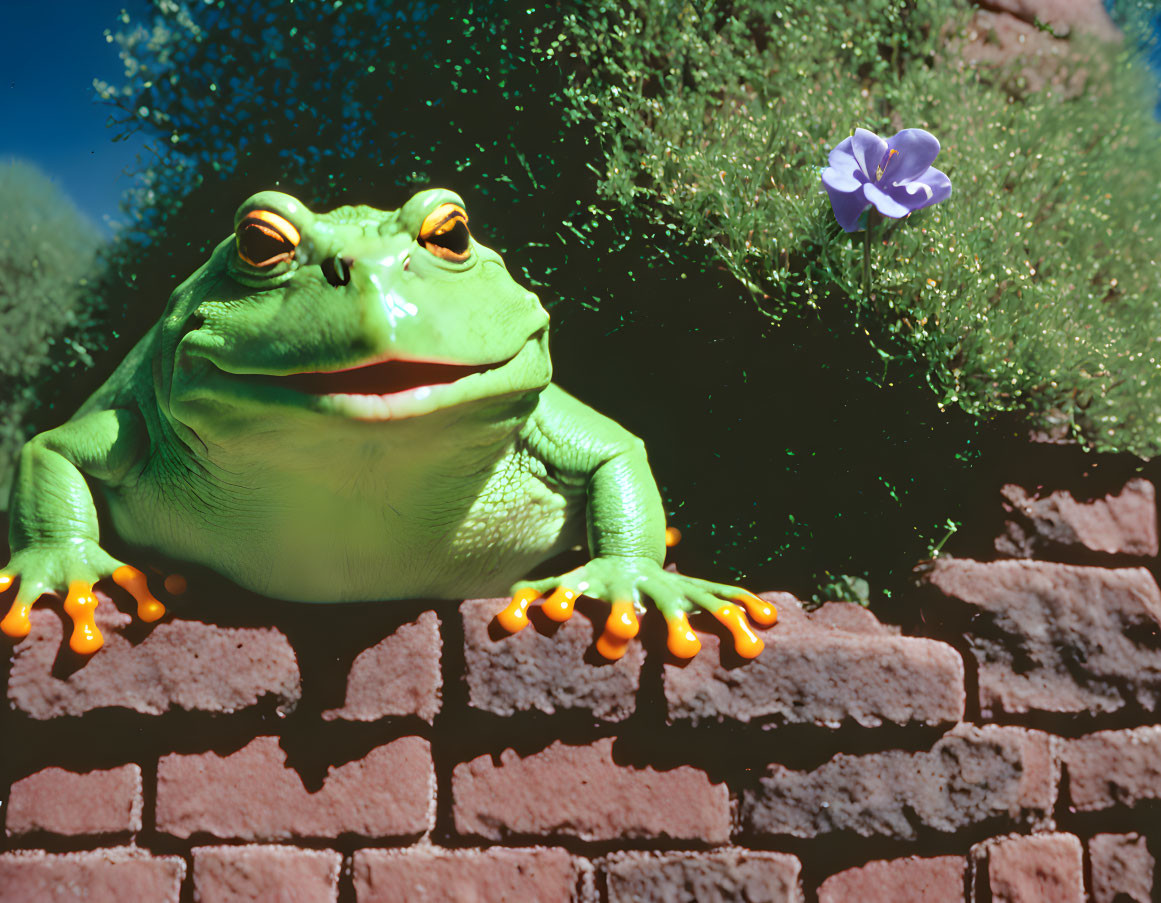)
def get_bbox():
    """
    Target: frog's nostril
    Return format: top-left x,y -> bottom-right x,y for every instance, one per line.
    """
321,255 -> 353,287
